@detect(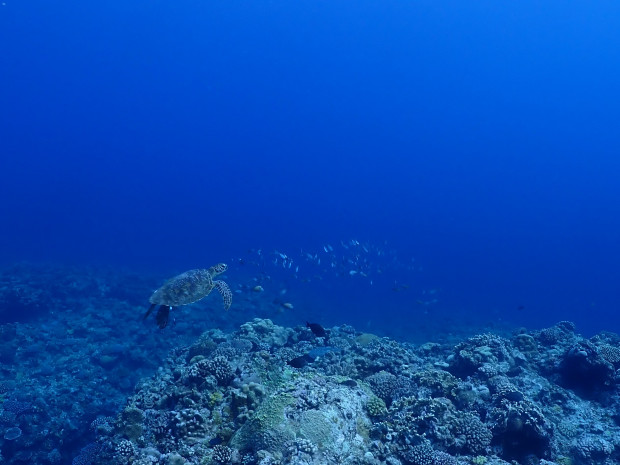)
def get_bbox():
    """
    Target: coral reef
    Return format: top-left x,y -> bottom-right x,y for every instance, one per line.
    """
3,264 -> 620,465
88,319 -> 620,465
